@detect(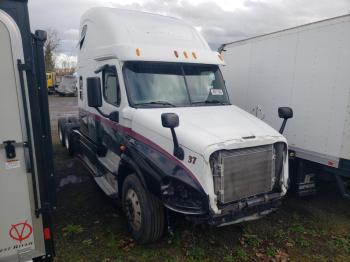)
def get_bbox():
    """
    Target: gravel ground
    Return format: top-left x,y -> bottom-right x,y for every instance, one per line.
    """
48,96 -> 350,262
